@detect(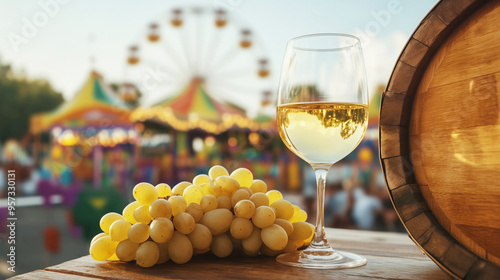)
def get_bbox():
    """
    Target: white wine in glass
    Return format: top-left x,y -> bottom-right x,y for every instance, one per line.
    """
276,34 -> 368,269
